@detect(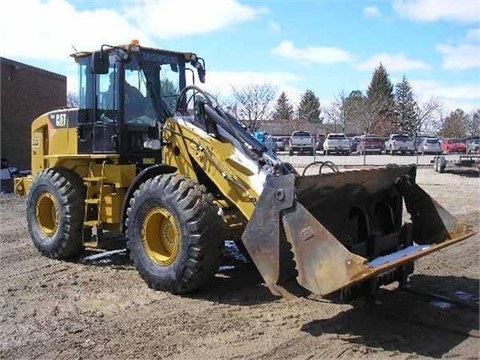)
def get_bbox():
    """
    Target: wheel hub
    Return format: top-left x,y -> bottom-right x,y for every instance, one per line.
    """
142,207 -> 180,266
36,193 -> 59,237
